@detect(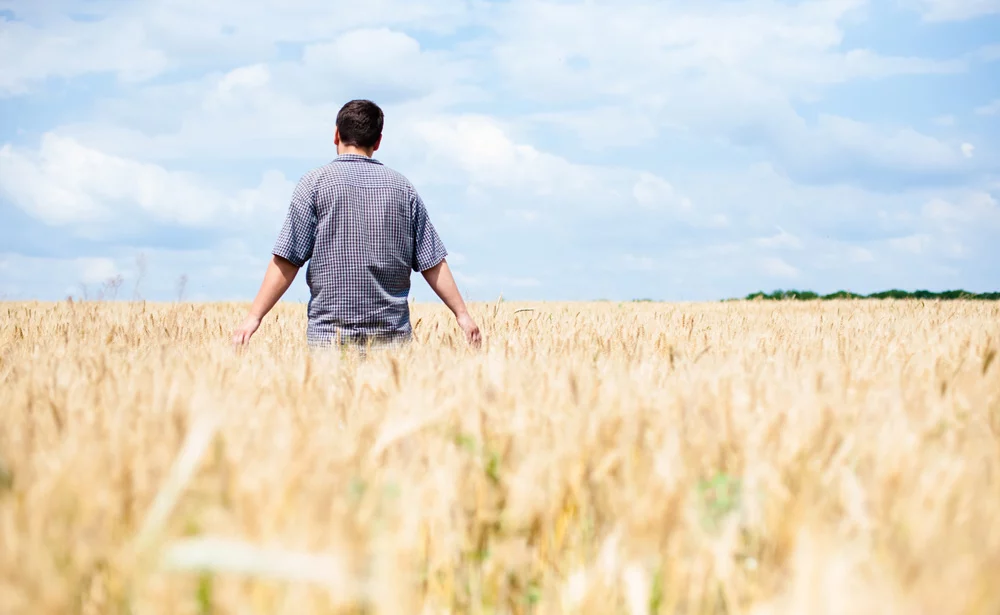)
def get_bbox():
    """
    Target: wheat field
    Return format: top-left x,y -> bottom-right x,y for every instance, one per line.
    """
1,299 -> 999,614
